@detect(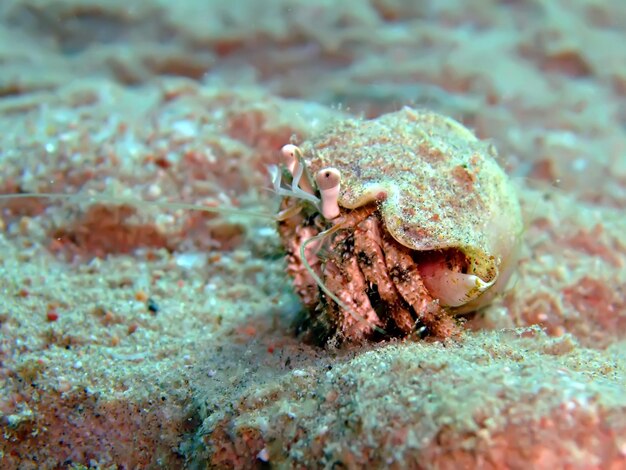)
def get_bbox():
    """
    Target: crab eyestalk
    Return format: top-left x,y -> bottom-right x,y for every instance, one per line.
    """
316,167 -> 341,220
281,144 -> 299,175
281,144 -> 315,195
